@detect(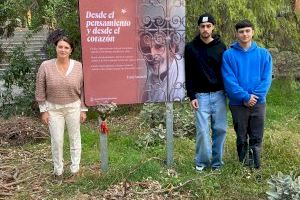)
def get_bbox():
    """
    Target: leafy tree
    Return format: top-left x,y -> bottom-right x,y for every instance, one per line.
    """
0,0 -> 42,63
0,0 -> 81,118
38,0 -> 81,60
0,0 -> 81,61
186,0 -> 300,52
0,0 -> 21,38
1,0 -> 299,118
0,44 -> 41,118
